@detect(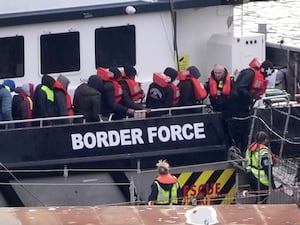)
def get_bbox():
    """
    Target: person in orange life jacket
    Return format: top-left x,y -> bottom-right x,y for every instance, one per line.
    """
122,65 -> 145,103
205,64 -> 233,113
146,67 -> 178,117
115,66 -> 145,112
73,75 -> 103,123
12,83 -> 35,128
53,75 -> 74,124
32,75 -> 56,126
176,66 -> 207,115
99,67 -> 134,120
245,131 -> 276,204
148,159 -> 181,205
228,60 -> 274,154
0,80 -> 15,129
